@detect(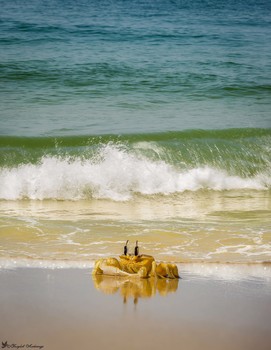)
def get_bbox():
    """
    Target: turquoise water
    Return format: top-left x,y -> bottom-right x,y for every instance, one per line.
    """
1,0 -> 271,135
0,0 -> 270,265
